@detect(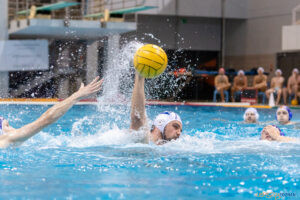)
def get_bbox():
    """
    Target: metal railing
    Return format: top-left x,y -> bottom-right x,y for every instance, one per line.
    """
85,0 -> 145,15
8,0 -> 146,22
